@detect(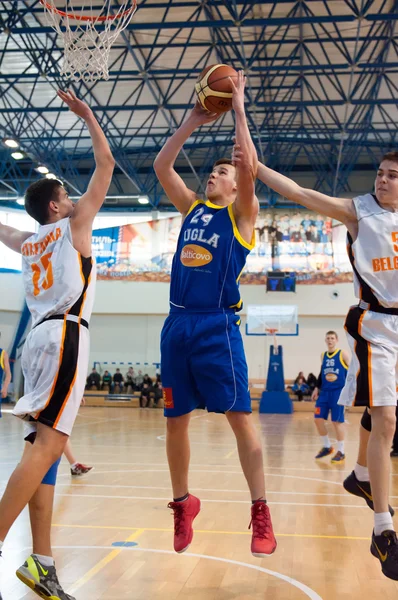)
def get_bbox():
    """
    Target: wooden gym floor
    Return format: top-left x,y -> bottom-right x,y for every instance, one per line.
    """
1,407 -> 398,600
